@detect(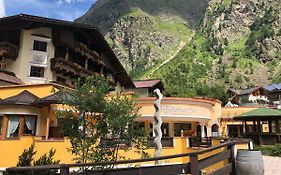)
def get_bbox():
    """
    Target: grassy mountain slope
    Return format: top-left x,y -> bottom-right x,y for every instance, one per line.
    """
149,0 -> 281,103
77,0 -> 281,103
77,0 -> 209,78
